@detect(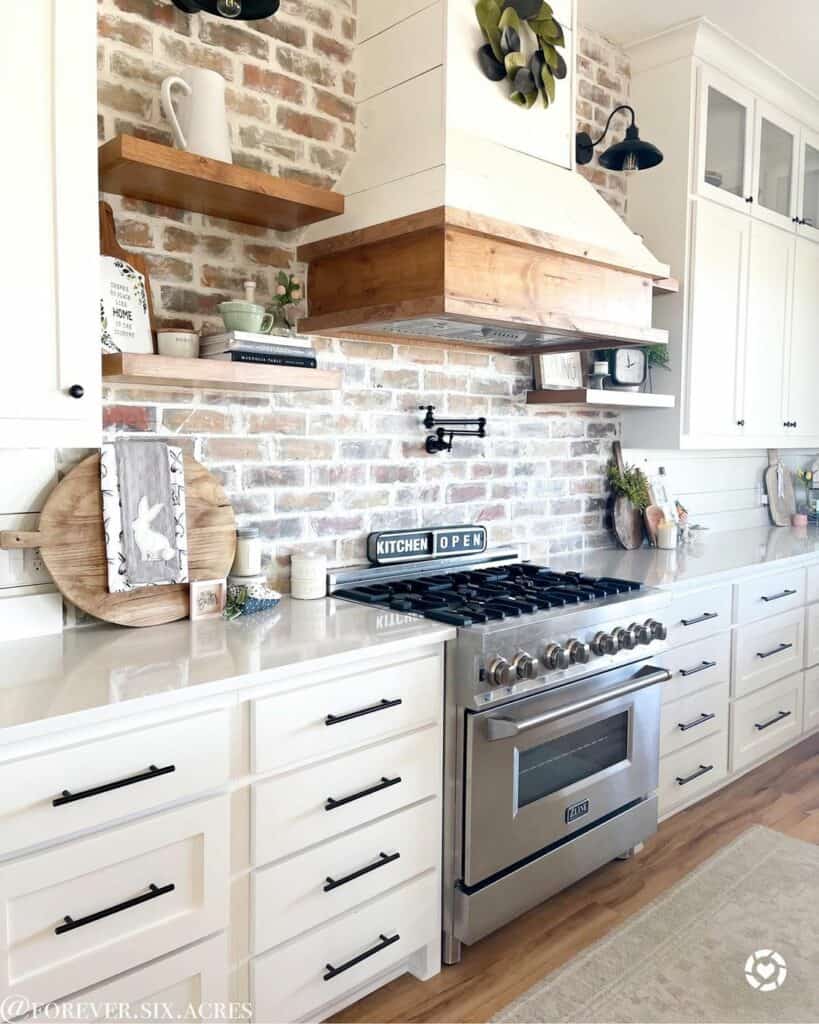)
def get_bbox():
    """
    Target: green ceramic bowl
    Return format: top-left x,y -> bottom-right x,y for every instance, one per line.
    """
218,301 -> 273,334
